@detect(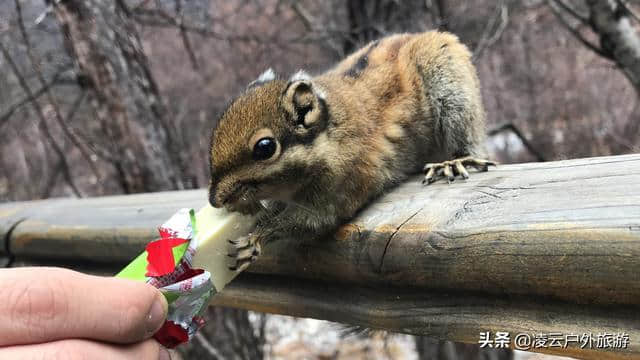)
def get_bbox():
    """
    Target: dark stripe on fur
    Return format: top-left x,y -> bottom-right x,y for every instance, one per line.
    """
344,40 -> 379,78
